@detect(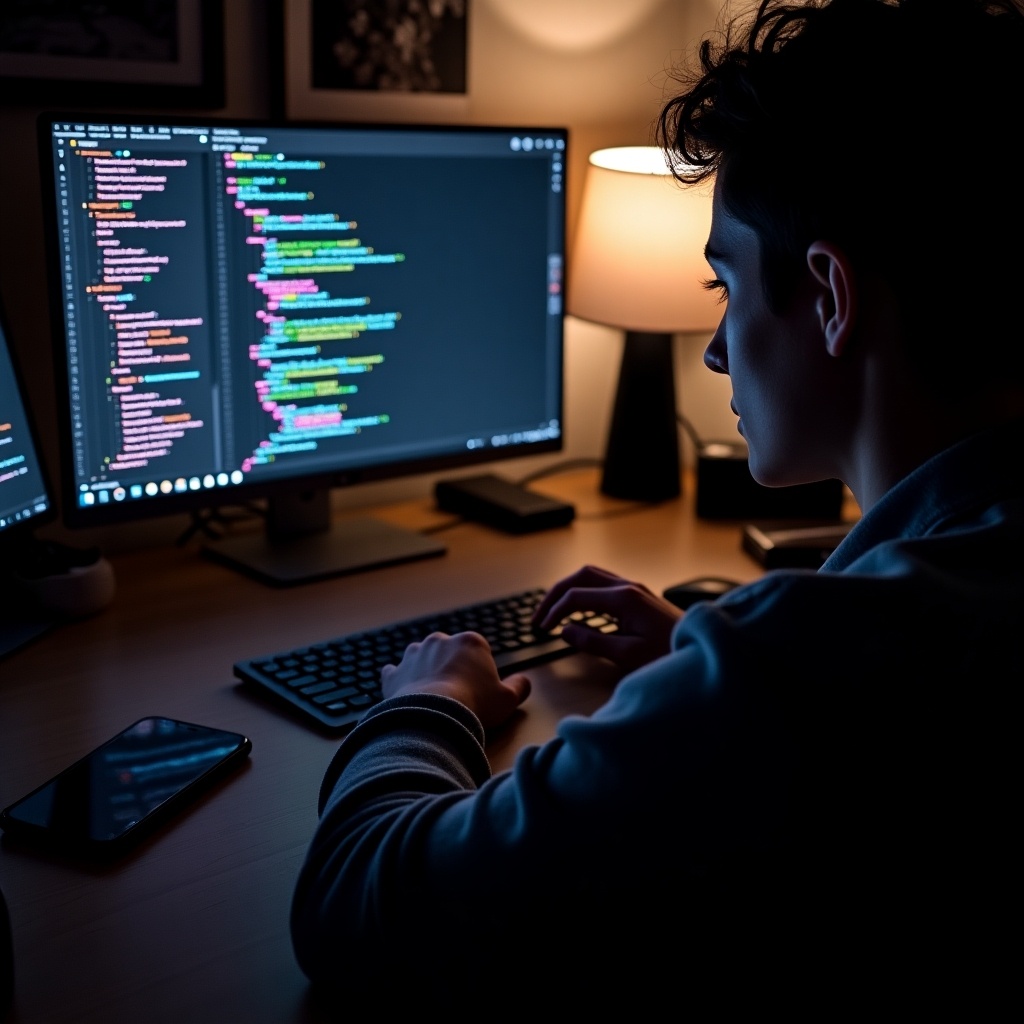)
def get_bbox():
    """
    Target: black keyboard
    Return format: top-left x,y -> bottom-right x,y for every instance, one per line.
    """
234,587 -> 619,731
